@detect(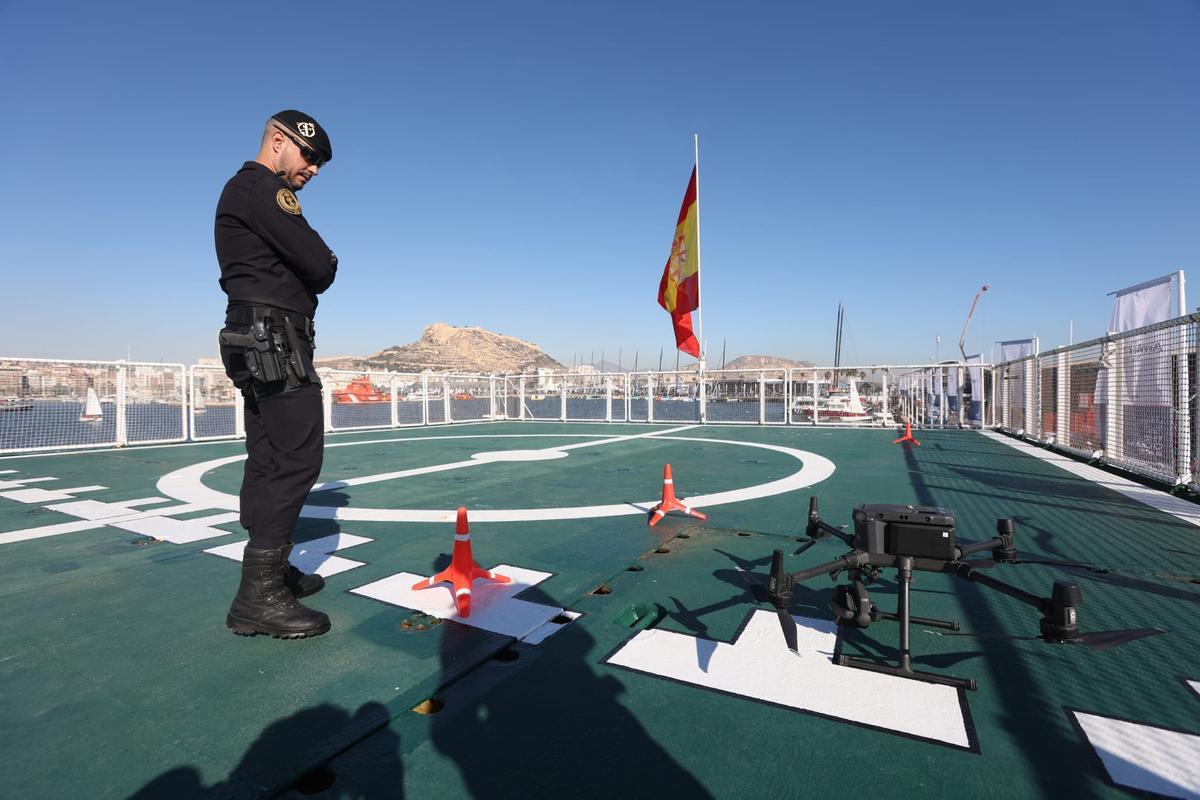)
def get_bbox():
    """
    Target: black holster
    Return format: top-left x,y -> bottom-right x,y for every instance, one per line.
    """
219,306 -> 317,396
